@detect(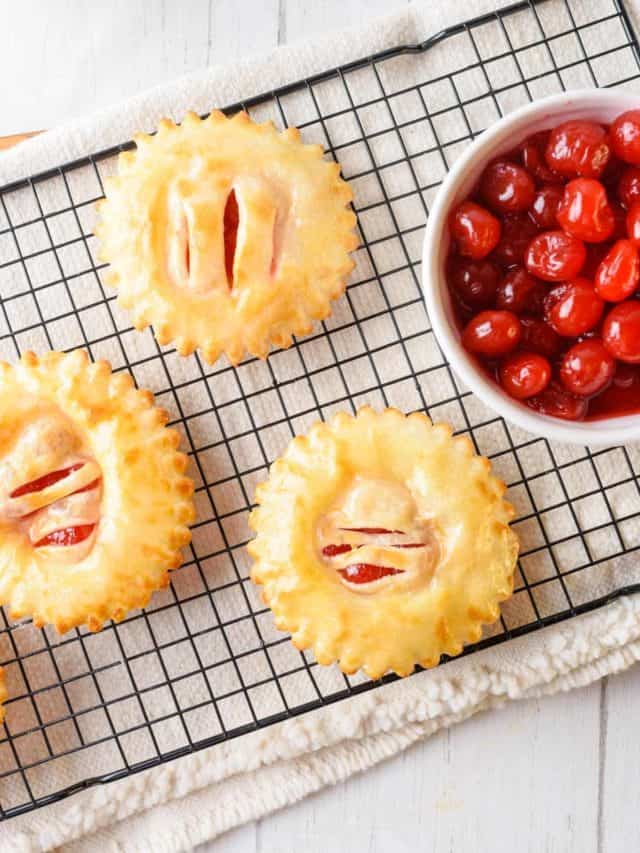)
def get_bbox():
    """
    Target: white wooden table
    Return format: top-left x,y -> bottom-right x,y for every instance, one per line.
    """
1,1 -> 638,850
